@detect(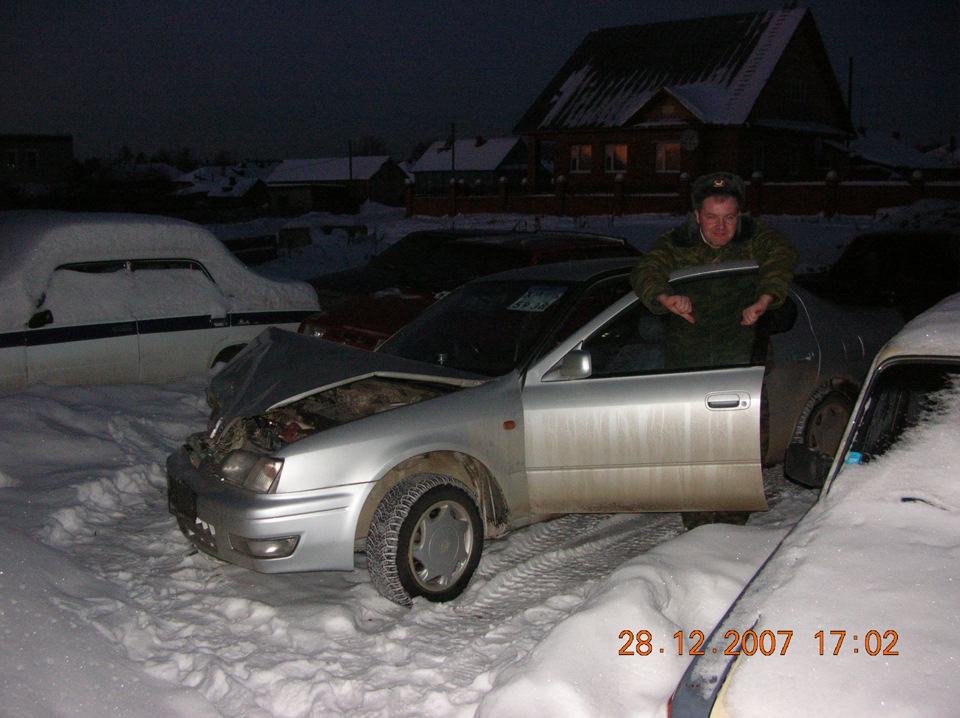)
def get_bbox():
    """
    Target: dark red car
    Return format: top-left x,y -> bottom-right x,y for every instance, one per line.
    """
298,230 -> 639,349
